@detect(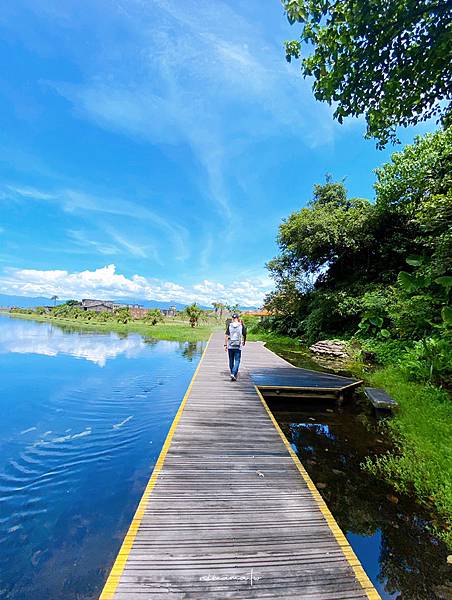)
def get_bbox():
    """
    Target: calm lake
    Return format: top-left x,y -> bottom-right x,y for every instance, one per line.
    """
0,315 -> 205,599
